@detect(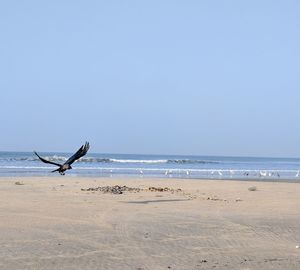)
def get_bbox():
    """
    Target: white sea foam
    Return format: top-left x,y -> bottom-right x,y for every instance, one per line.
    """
109,159 -> 168,164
